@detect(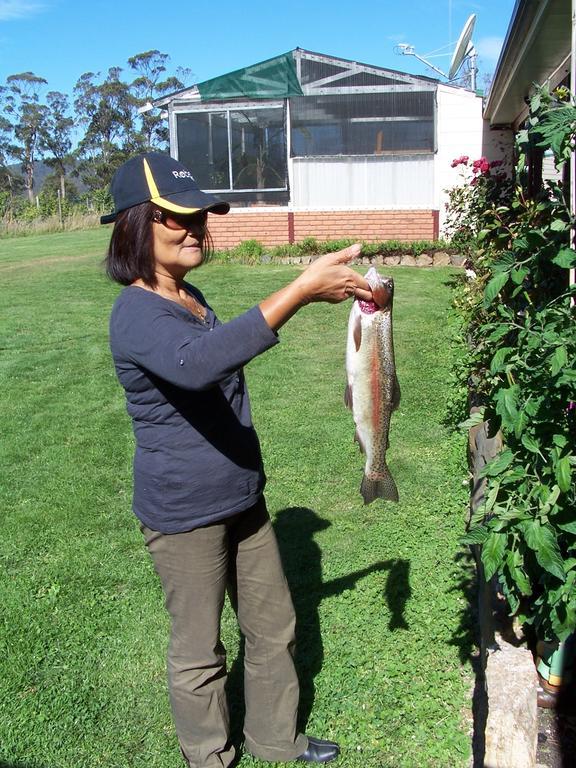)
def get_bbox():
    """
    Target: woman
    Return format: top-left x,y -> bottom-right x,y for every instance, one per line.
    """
103,152 -> 371,768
